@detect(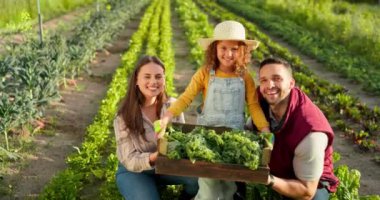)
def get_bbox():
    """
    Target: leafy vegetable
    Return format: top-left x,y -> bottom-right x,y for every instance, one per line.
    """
154,120 -> 162,133
166,127 -> 262,170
